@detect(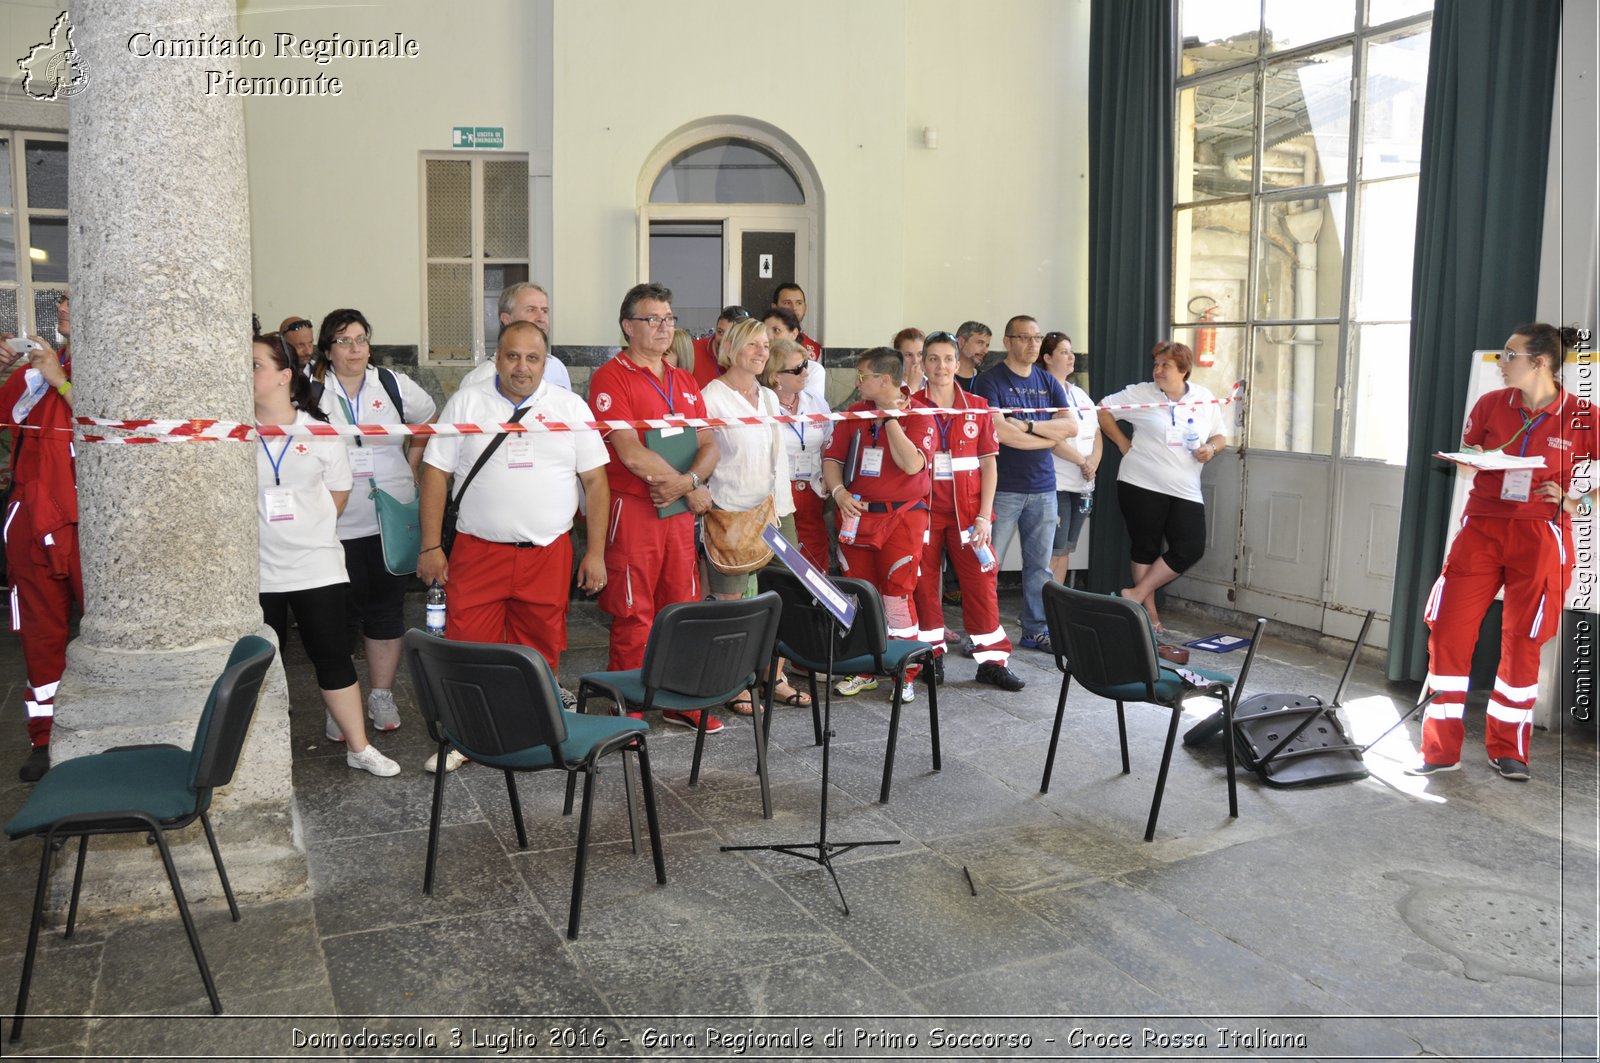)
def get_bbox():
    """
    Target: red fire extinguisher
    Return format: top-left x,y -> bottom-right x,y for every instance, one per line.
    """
1189,296 -> 1219,368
